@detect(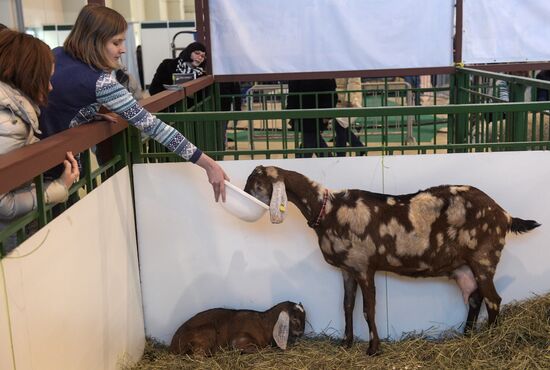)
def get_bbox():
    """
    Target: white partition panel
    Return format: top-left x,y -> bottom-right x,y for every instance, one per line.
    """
141,23 -> 172,89
134,152 -> 550,344
381,152 -> 548,337
209,0 -> 455,75
134,156 -> 387,344
0,168 -> 144,370
462,0 -> 550,64
141,22 -> 196,88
